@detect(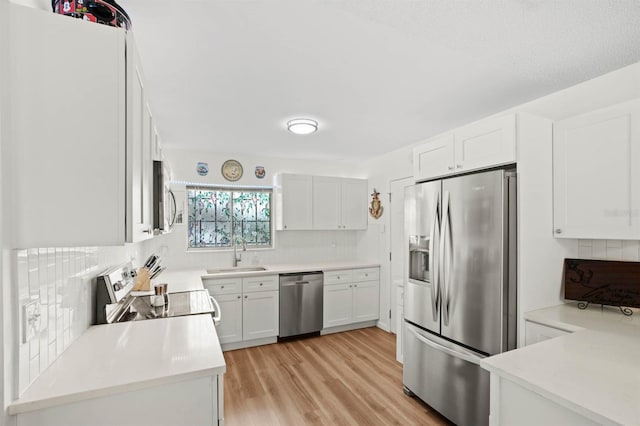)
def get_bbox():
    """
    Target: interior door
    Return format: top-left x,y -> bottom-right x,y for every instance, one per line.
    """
404,180 -> 441,335
440,170 -> 505,355
389,177 -> 415,335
